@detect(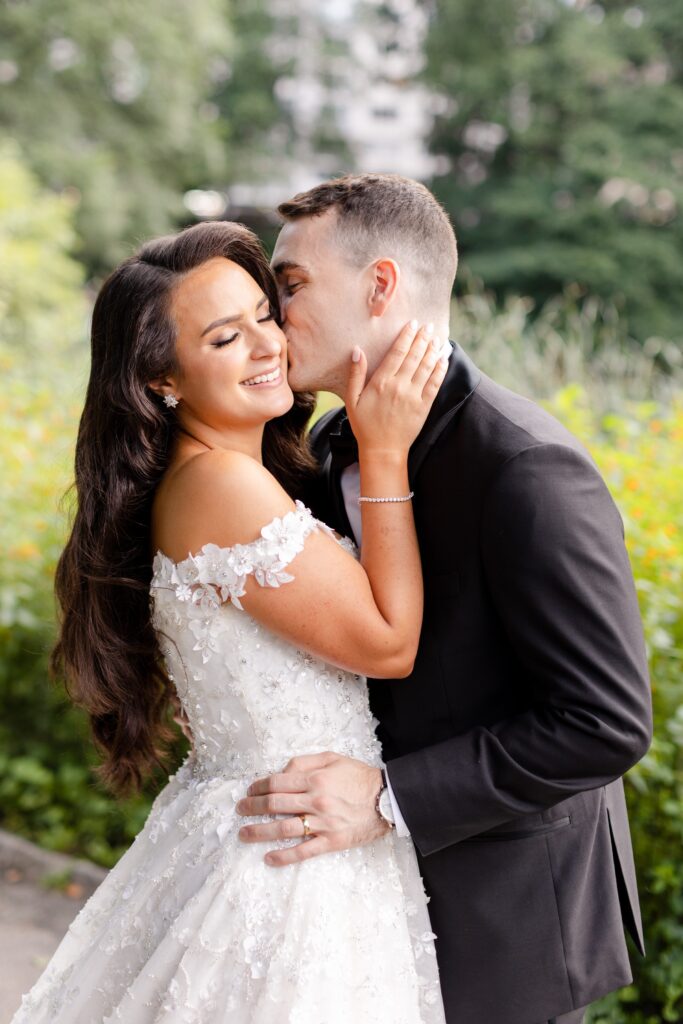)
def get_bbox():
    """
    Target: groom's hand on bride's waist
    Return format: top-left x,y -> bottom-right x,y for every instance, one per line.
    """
235,752 -> 391,867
